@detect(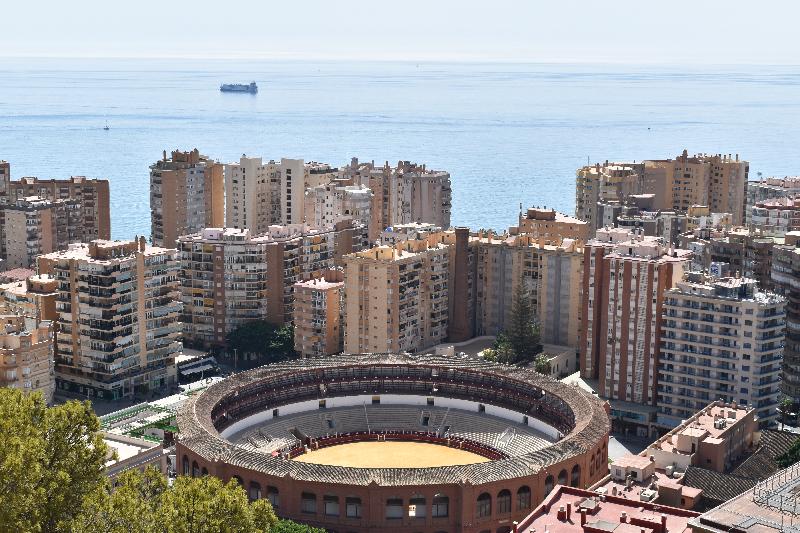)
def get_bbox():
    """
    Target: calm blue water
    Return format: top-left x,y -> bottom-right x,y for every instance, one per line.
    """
2,58 -> 800,239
